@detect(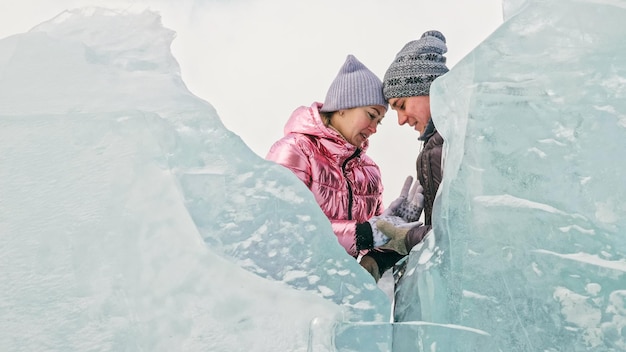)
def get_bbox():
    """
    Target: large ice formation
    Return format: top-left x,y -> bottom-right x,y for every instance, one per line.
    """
0,8 -> 389,352
393,0 -> 626,351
